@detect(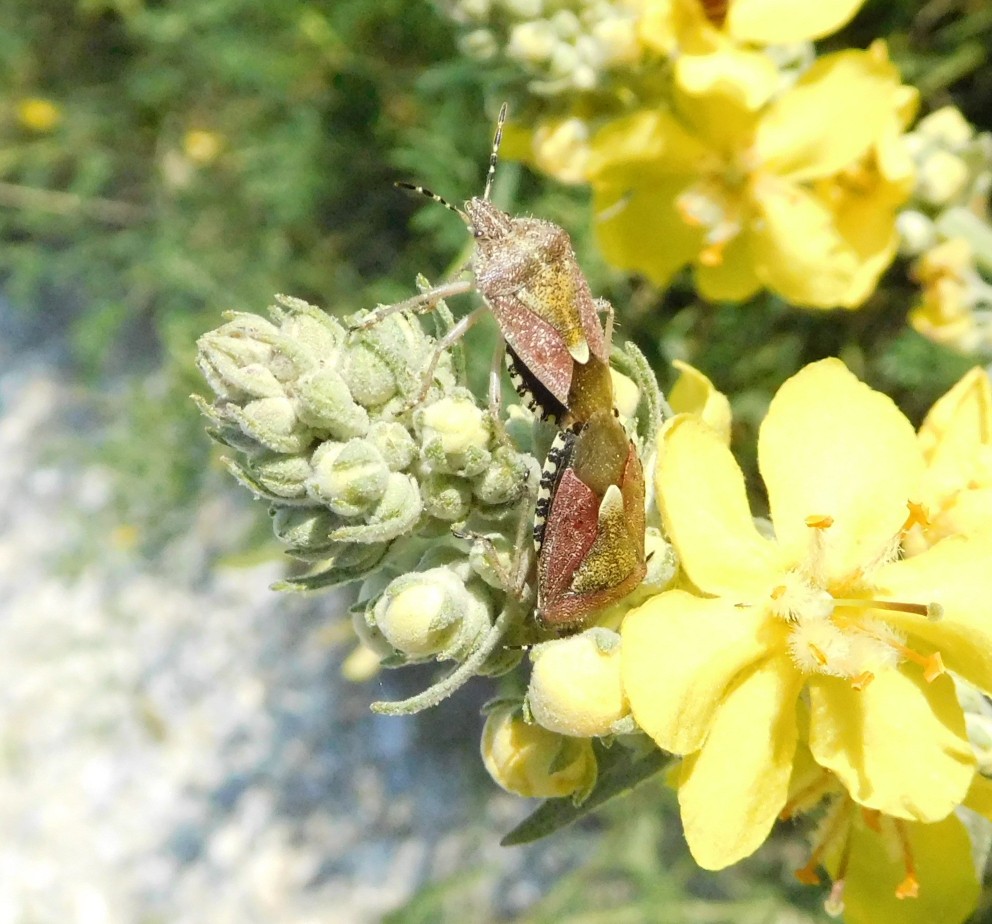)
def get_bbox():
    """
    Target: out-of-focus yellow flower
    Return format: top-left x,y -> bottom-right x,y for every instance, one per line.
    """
905,367 -> 992,554
637,0 -> 867,54
622,359 -> 992,869
184,129 -> 224,165
909,238 -> 992,352
481,705 -> 597,799
17,97 -> 61,133
526,629 -> 629,737
586,43 -> 915,307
